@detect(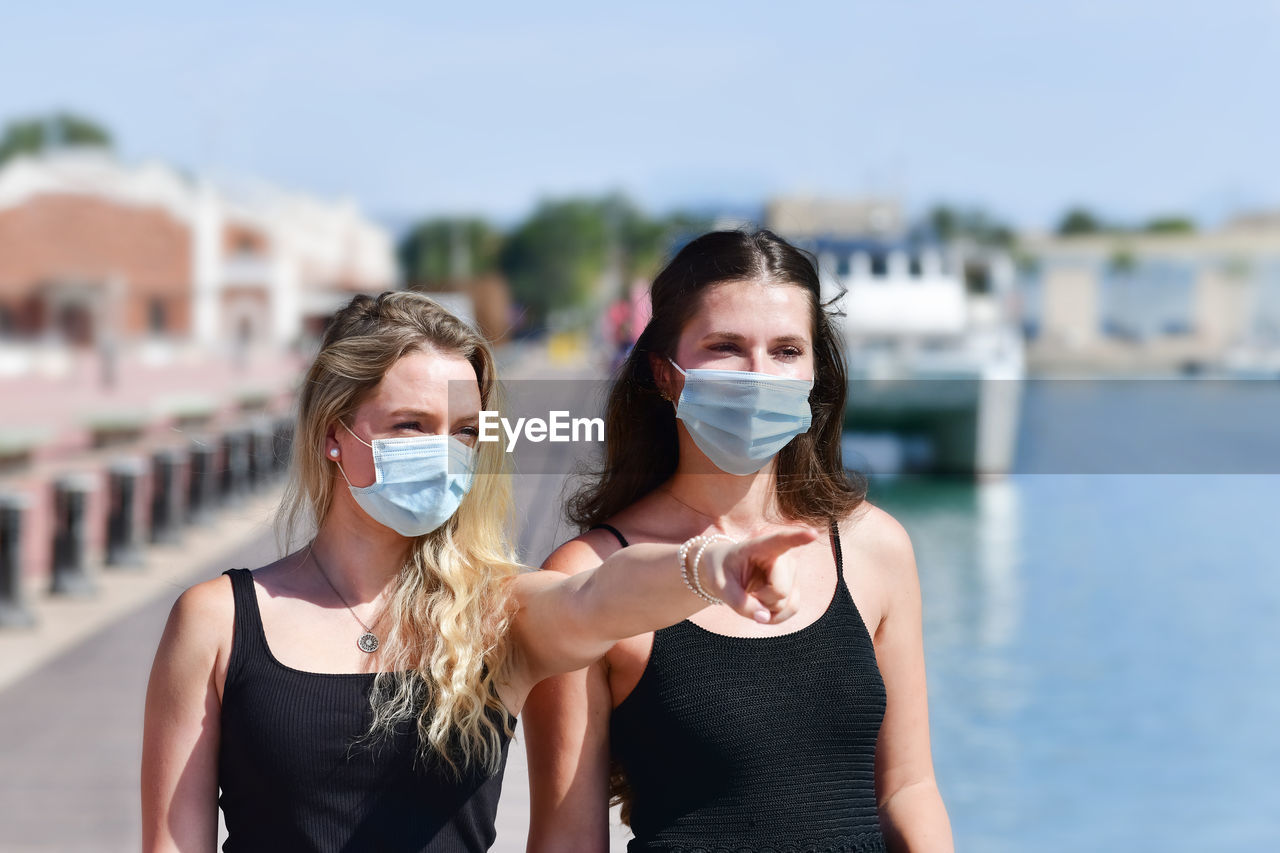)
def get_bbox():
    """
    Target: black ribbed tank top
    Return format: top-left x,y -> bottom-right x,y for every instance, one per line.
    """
217,568 -> 509,853
600,524 -> 888,853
